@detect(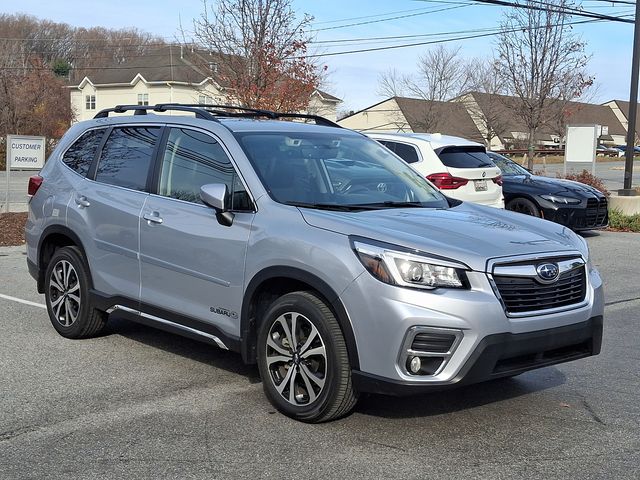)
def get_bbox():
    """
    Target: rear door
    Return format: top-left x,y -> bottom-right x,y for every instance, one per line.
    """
71,125 -> 161,300
138,126 -> 255,339
435,146 -> 503,206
